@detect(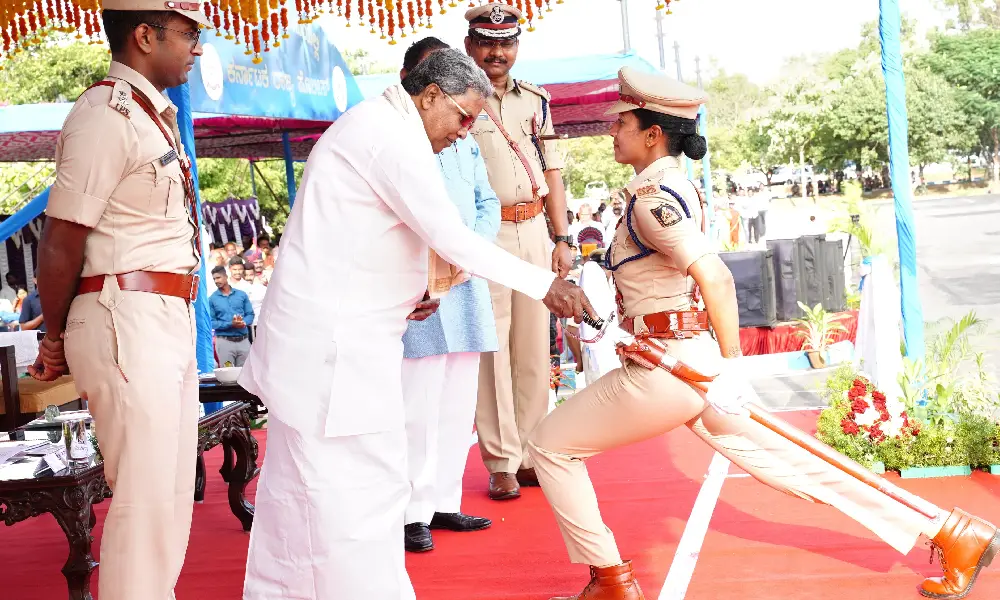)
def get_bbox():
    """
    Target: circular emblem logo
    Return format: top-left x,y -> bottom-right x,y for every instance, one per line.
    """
489,6 -> 505,23
200,43 -> 224,102
332,65 -> 348,113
